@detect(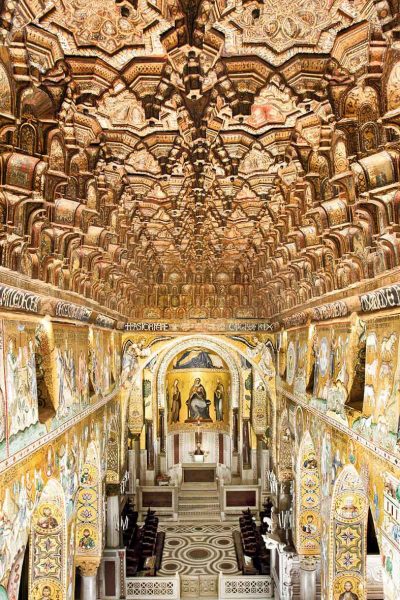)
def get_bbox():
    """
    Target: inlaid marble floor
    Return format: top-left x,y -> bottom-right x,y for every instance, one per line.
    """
158,523 -> 241,576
